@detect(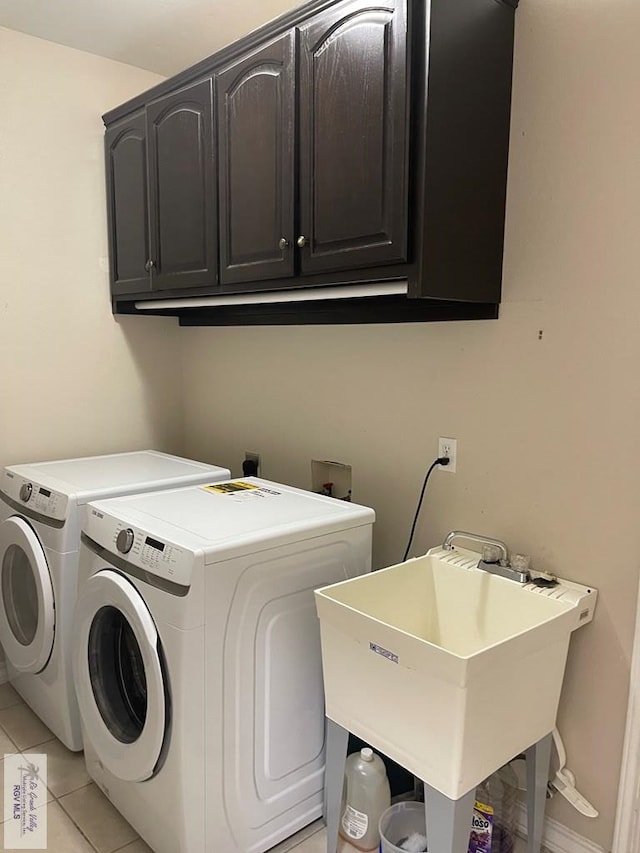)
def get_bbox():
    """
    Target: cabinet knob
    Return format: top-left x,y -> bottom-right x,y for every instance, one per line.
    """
279,238 -> 290,250
297,236 -> 307,248
145,259 -> 155,272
